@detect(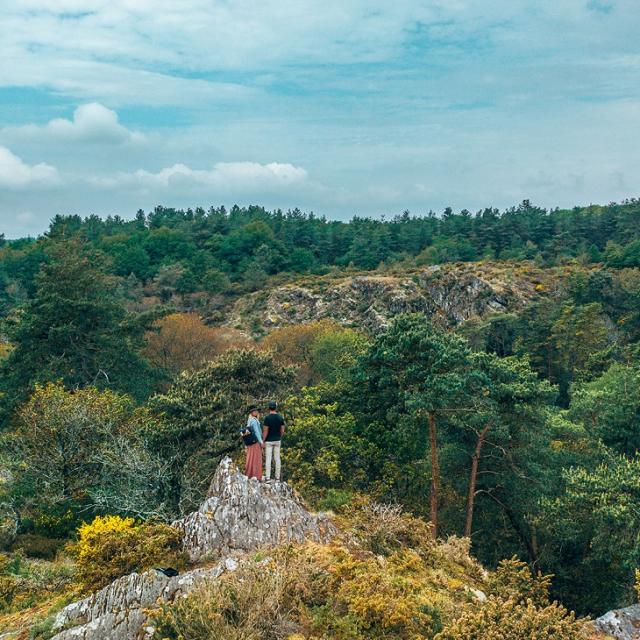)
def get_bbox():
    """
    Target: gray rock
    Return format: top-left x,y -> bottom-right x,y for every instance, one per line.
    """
593,604 -> 640,639
51,562 -> 227,640
173,456 -> 337,562
49,457 -> 336,640
225,265 -> 534,335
